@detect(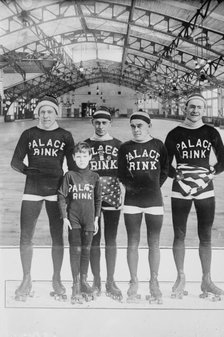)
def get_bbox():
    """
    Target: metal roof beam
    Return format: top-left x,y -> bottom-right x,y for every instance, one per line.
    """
121,0 -> 137,75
